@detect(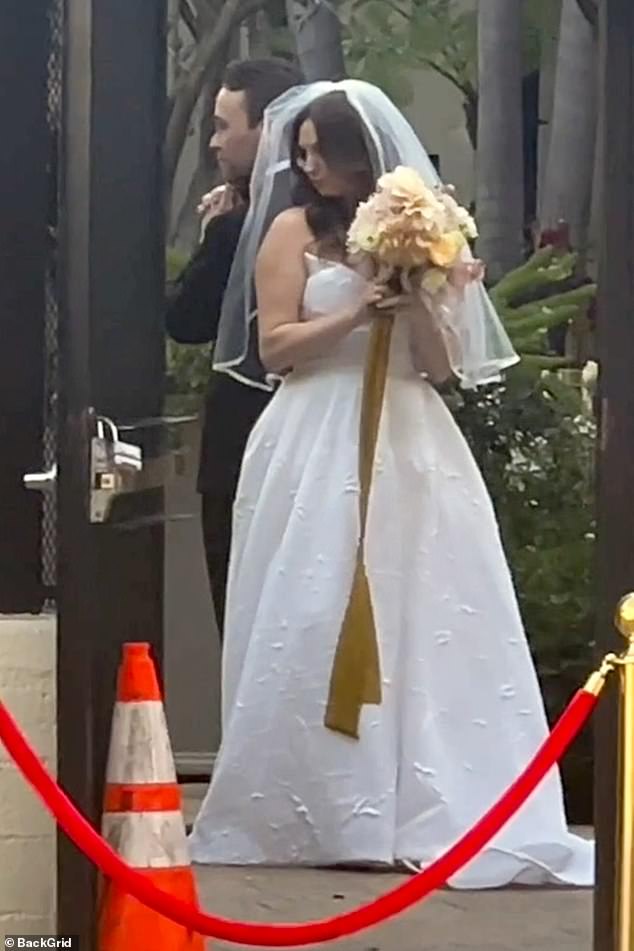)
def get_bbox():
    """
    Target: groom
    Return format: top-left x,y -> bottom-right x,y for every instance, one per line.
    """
166,57 -> 303,638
